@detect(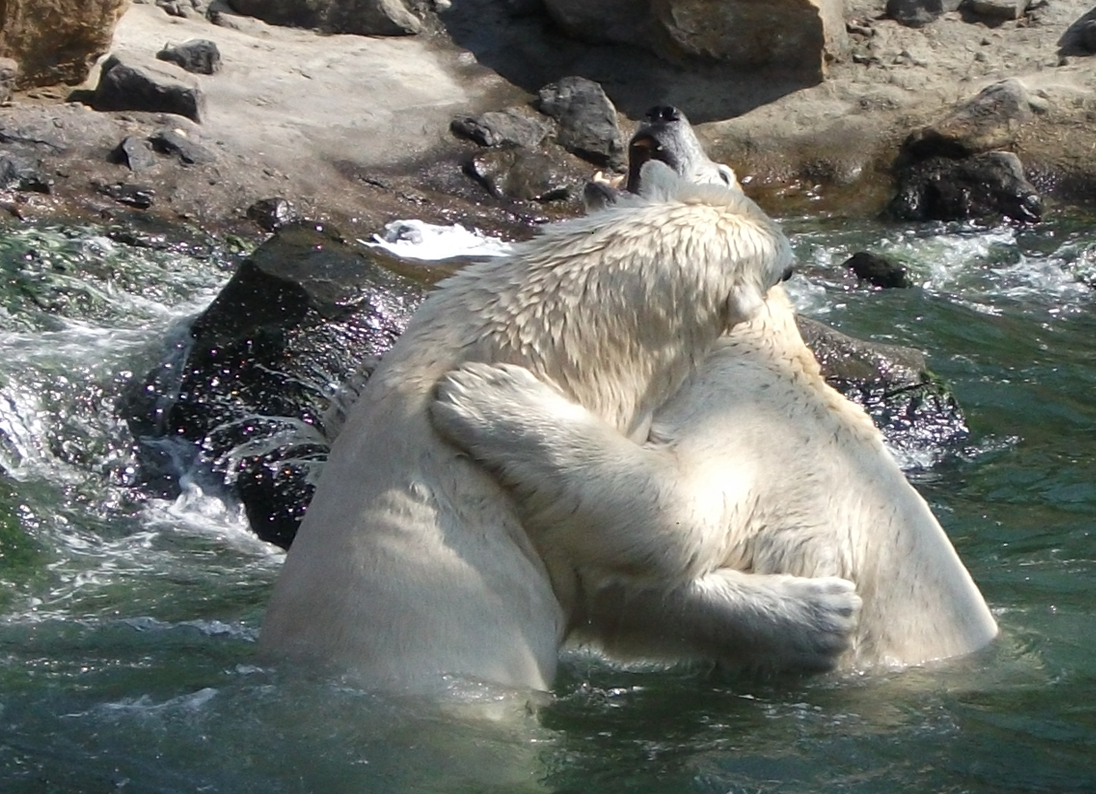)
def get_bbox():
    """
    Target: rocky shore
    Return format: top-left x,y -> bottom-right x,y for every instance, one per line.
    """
1,0 -> 1096,240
